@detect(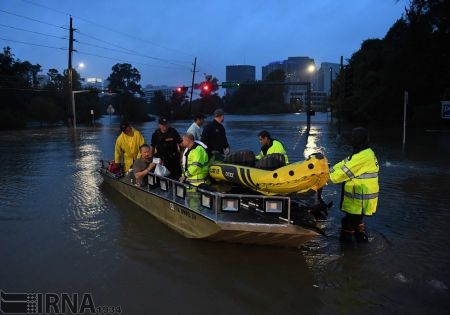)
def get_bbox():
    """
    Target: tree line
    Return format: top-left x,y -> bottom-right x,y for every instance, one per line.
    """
330,0 -> 450,128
